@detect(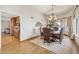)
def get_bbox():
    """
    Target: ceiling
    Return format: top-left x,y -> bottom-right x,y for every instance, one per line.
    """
31,5 -> 75,16
0,5 -> 76,18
